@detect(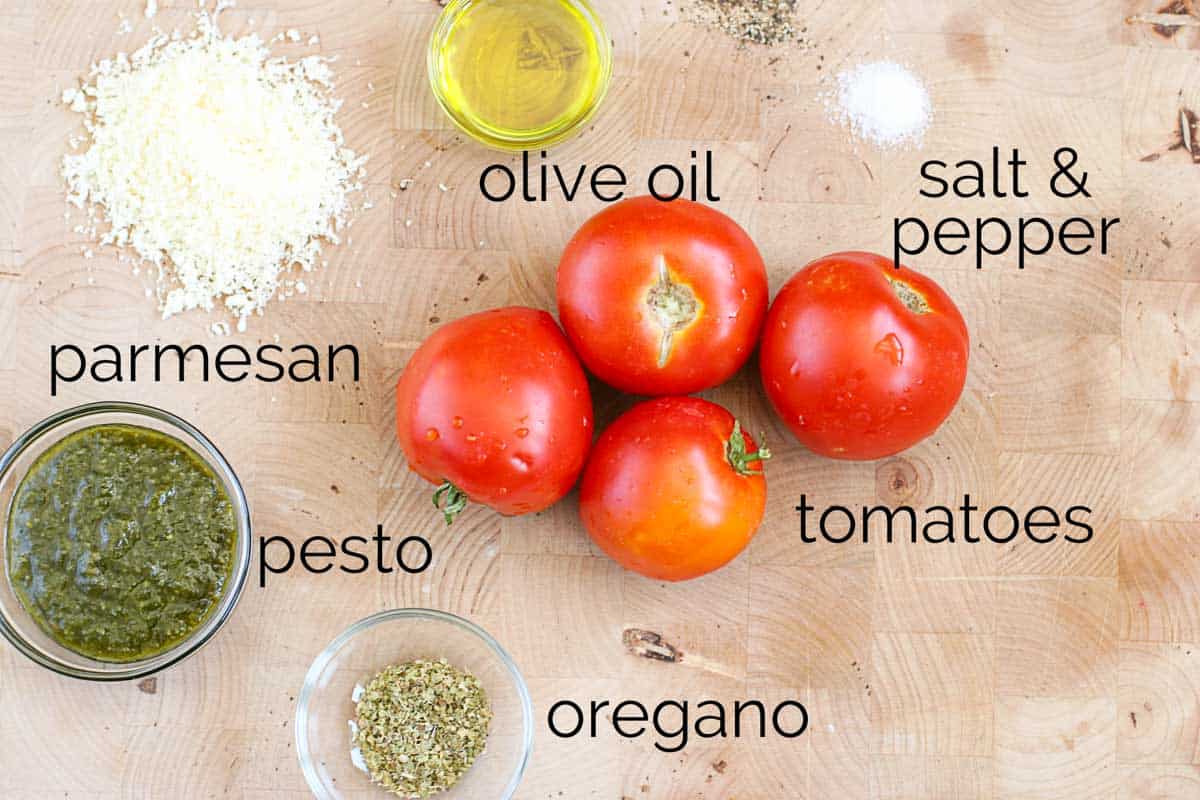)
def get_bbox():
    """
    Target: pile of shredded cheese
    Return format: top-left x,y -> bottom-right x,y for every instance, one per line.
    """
61,4 -> 366,332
